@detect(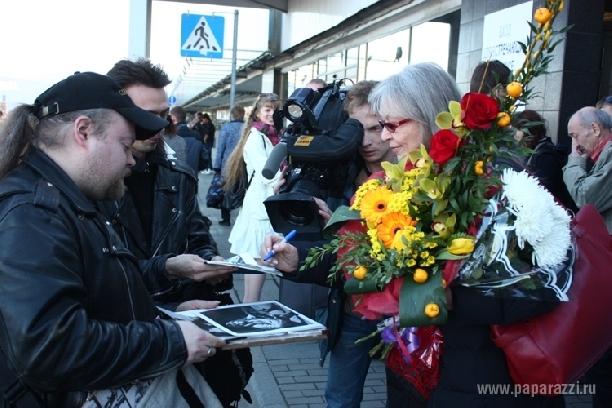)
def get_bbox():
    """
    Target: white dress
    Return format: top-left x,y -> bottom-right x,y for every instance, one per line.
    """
228,127 -> 281,257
